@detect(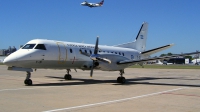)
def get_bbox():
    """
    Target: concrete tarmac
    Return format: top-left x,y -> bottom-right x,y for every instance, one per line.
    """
0,65 -> 200,112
